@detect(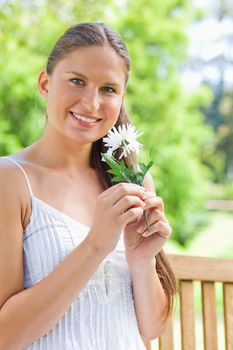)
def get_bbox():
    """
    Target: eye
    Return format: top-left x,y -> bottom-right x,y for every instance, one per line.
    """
70,78 -> 85,86
101,86 -> 116,94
